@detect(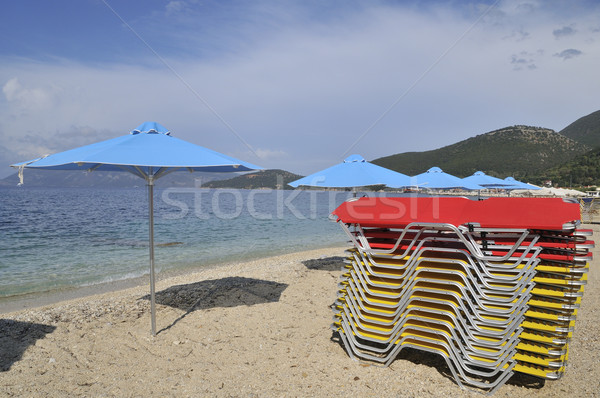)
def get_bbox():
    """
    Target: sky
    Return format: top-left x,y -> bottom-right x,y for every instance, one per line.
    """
1,0 -> 599,179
